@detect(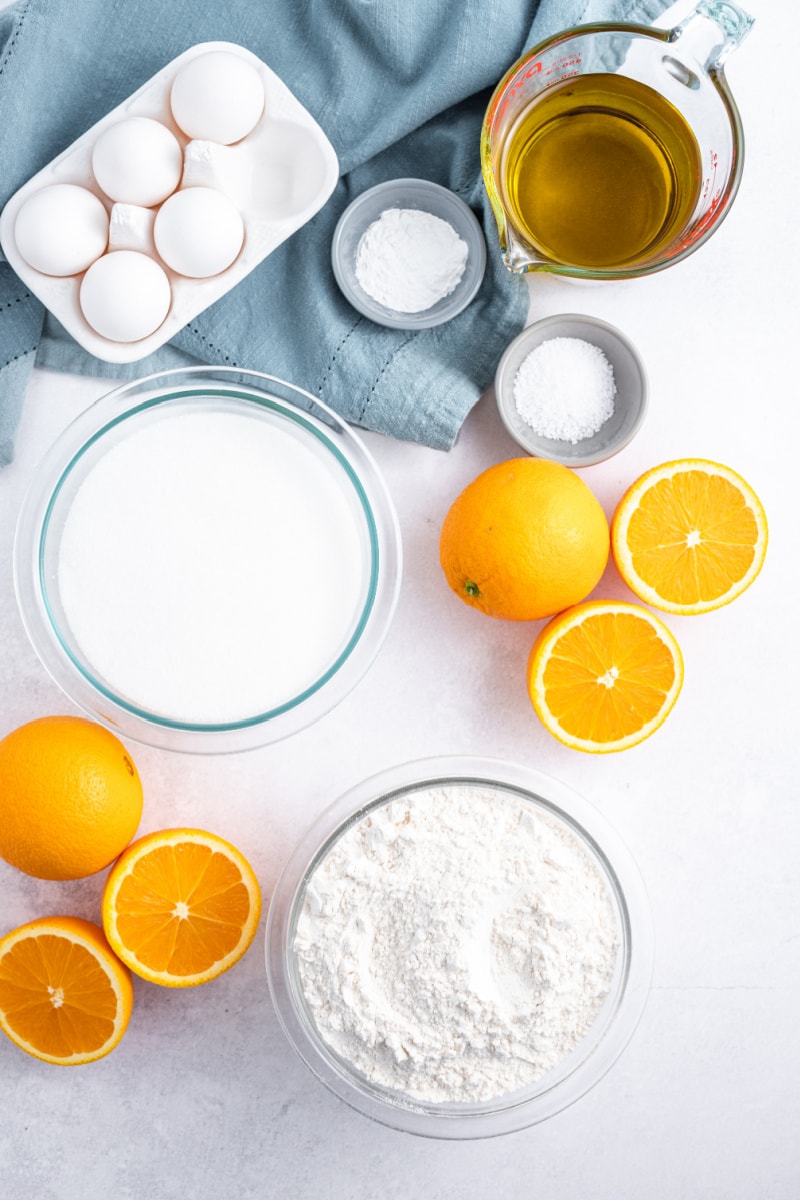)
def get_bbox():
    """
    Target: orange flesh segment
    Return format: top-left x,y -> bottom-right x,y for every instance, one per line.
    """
0,934 -> 119,1057
626,470 -> 759,604
113,842 -> 254,975
541,612 -> 677,742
